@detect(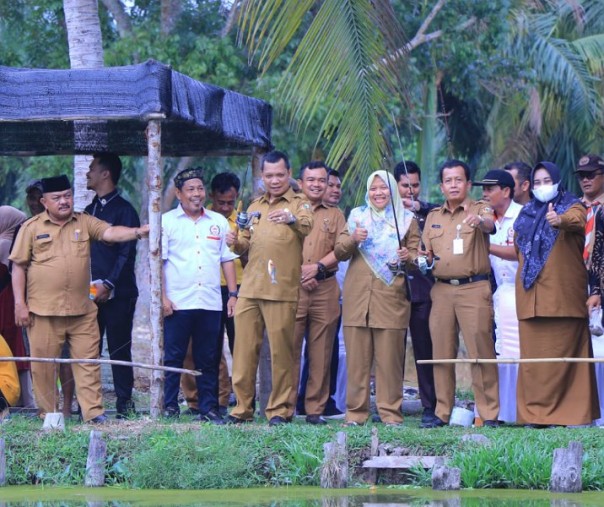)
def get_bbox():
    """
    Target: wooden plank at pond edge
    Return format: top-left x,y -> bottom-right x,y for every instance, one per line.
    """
363,456 -> 444,469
